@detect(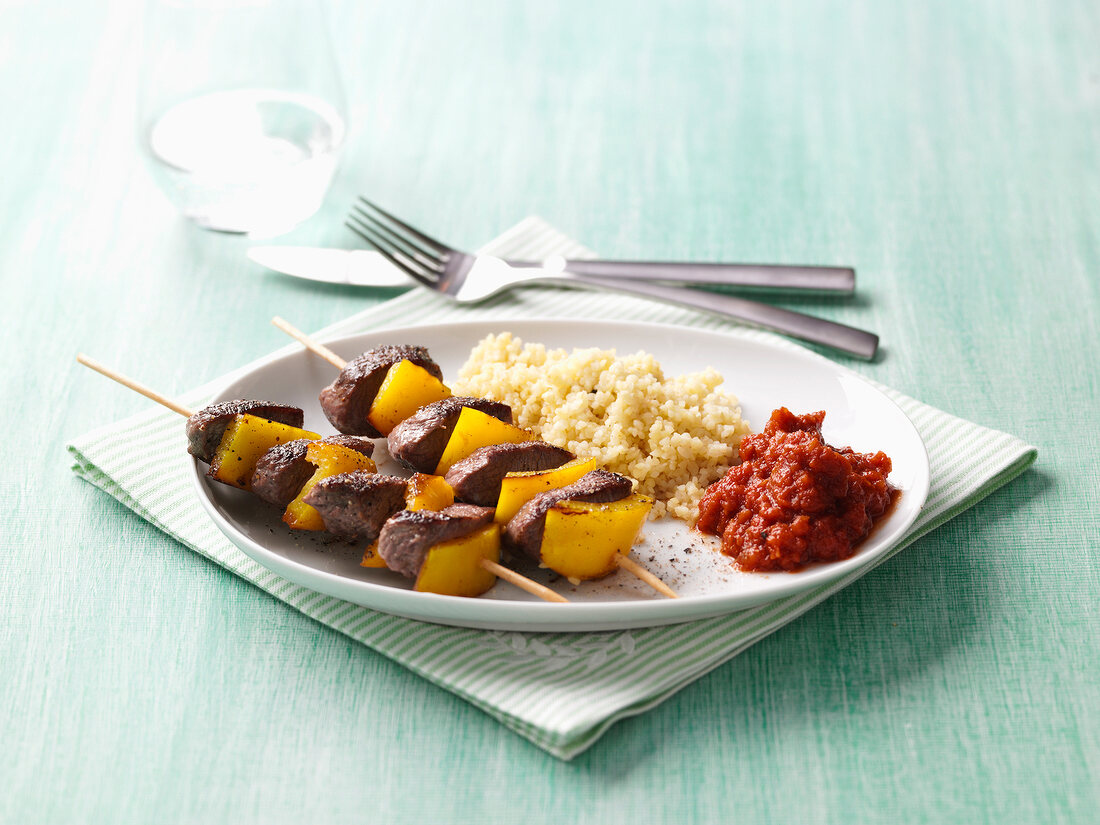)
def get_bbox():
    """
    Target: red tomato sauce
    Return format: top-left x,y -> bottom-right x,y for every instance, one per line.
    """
697,407 -> 897,572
